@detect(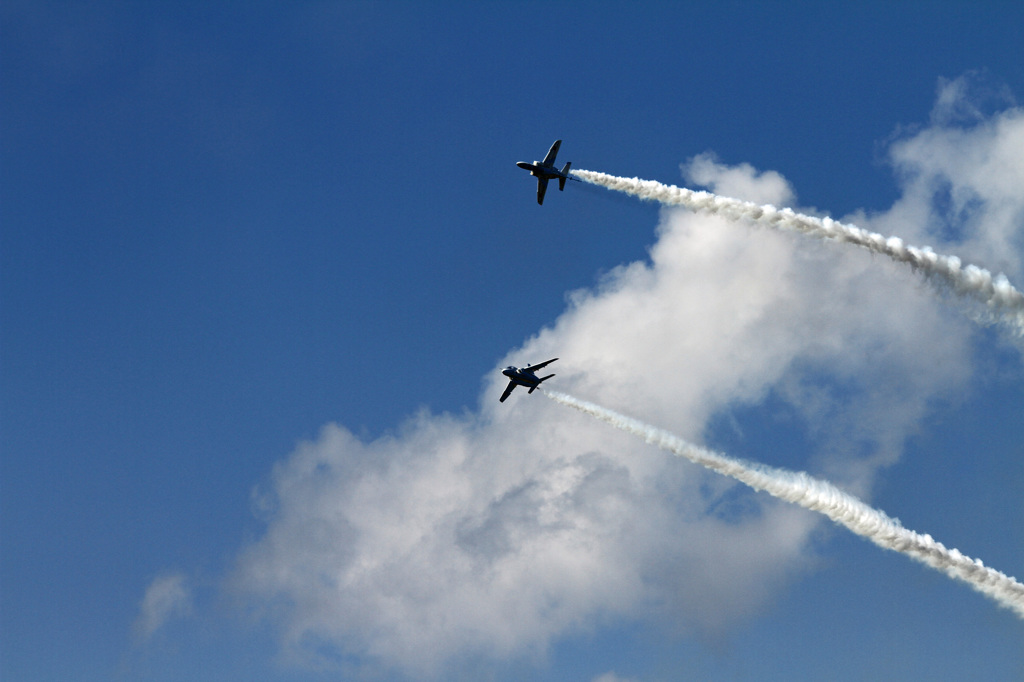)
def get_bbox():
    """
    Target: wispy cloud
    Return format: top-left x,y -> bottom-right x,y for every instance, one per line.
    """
133,573 -> 192,640
592,672 -> 641,682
